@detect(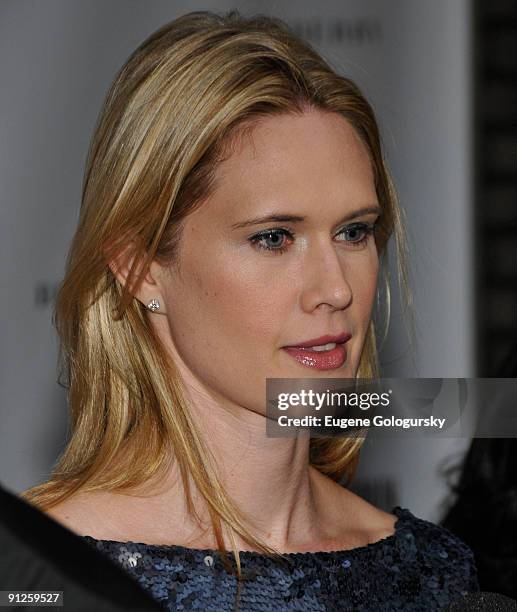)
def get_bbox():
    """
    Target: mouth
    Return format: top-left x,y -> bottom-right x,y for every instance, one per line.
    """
281,333 -> 352,371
